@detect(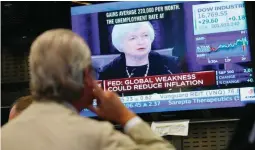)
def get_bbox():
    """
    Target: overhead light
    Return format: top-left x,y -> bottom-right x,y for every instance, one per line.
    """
4,3 -> 12,7
72,1 -> 91,5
